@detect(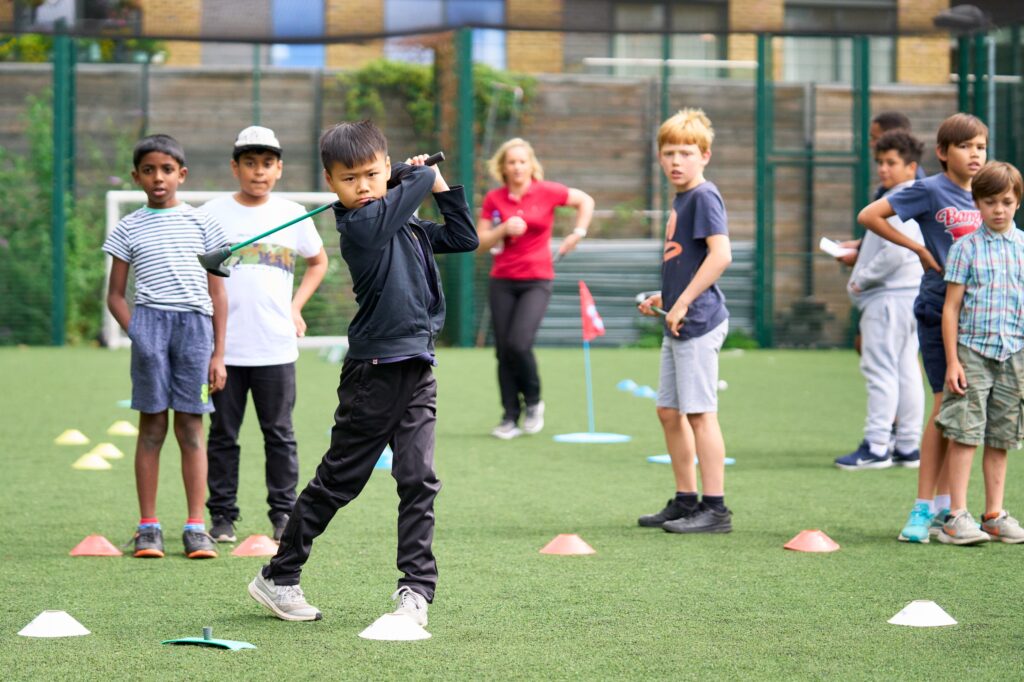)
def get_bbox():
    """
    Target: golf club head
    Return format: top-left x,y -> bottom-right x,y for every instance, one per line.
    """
197,247 -> 232,277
